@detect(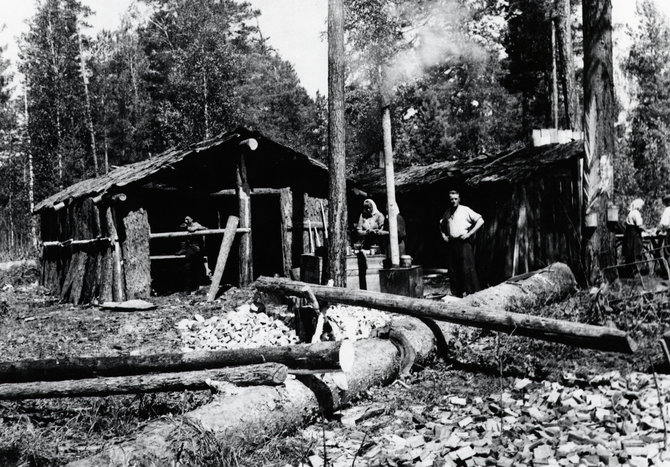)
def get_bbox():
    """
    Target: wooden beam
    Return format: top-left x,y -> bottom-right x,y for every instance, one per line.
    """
0,341 -> 355,383
207,216 -> 240,301
255,274 -> 637,353
149,228 -> 250,239
42,238 -> 111,248
209,188 -> 283,197
0,363 -> 288,400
